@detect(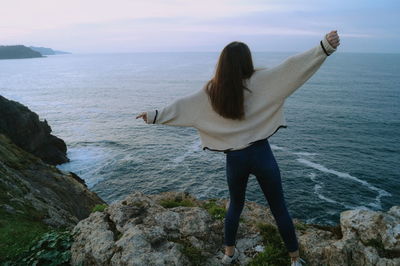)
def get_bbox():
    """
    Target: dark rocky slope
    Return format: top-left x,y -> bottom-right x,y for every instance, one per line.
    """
0,133 -> 105,228
0,95 -> 69,165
